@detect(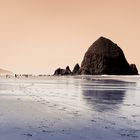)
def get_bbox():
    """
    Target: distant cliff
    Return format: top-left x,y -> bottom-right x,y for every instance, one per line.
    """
0,68 -> 13,75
